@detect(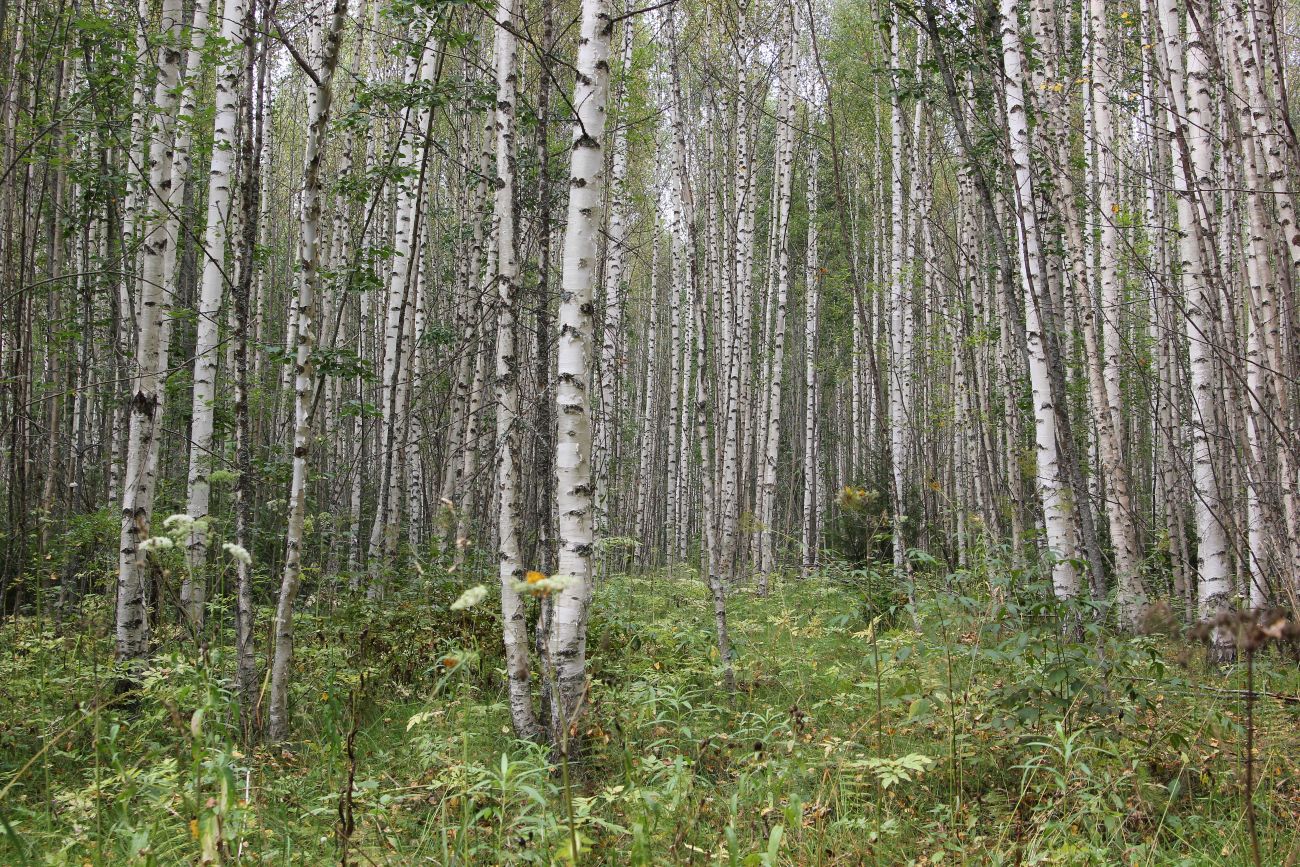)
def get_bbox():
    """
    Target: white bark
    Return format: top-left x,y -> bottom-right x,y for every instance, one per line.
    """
491,0 -> 540,740
1160,0 -> 1232,625
596,8 -> 635,534
116,0 -> 184,665
757,14 -> 794,587
633,227 -> 660,544
268,0 -> 349,742
665,209 -> 683,564
443,121 -> 492,532
366,32 -> 438,594
802,143 -> 821,578
454,118 -> 496,566
1083,0 -> 1145,625
547,0 -> 612,740
998,0 -> 1083,599
887,16 -> 911,583
182,0 -> 244,631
